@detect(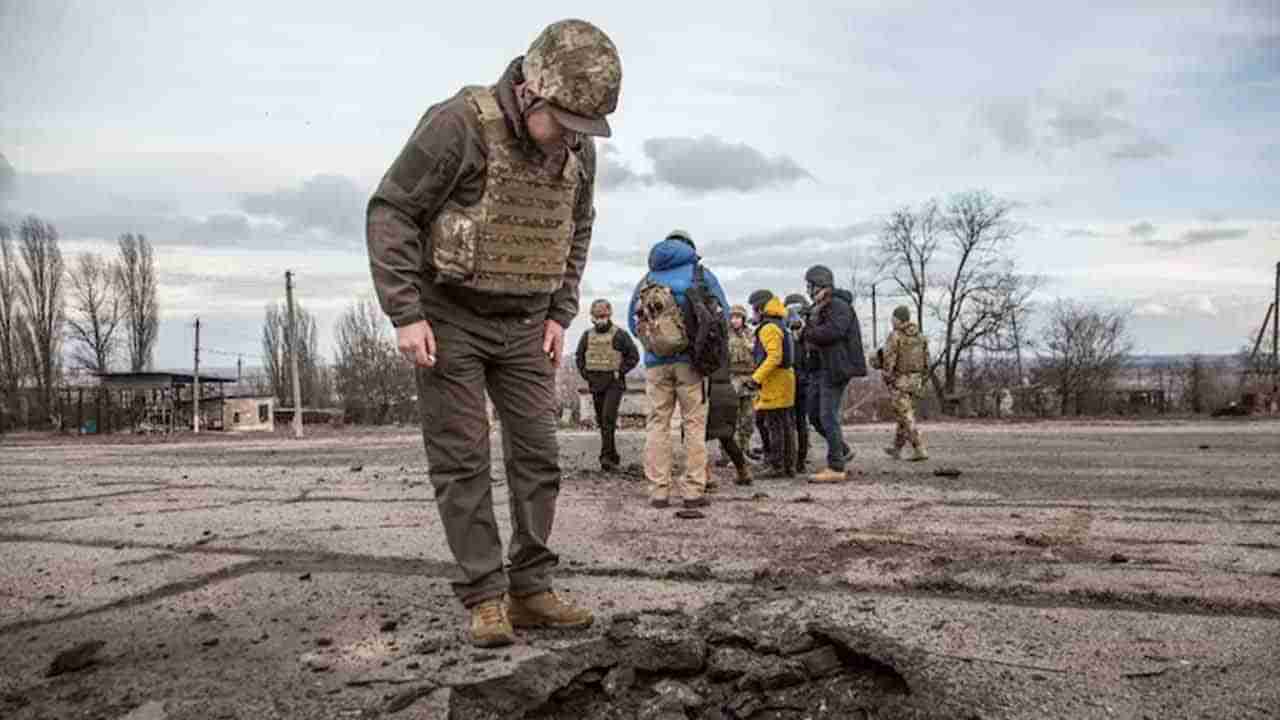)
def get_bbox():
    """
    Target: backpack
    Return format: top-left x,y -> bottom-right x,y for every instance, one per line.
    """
685,264 -> 728,377
634,277 -> 689,357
